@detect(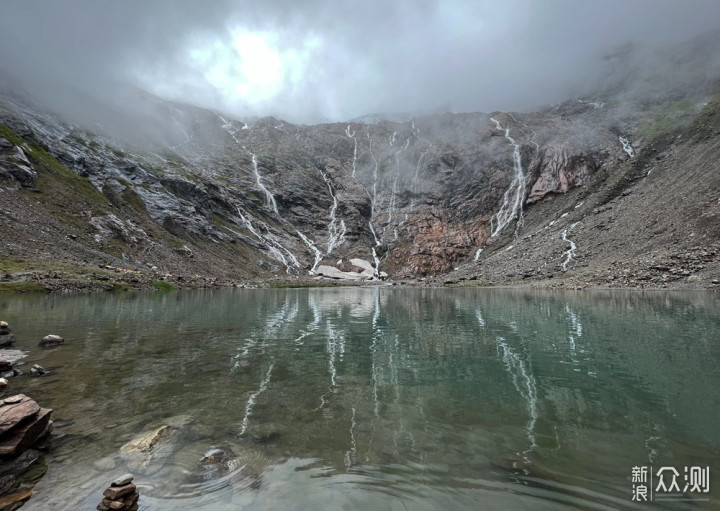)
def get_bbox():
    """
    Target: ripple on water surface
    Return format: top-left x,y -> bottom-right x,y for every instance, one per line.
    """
2,288 -> 719,510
